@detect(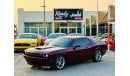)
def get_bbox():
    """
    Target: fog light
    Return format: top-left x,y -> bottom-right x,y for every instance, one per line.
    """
43,54 -> 48,58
